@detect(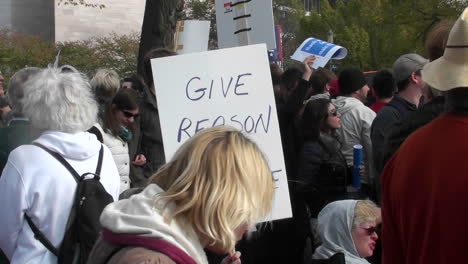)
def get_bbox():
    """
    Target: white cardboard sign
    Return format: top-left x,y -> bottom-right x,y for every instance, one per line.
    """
175,20 -> 211,54
215,0 -> 276,50
151,44 -> 292,220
